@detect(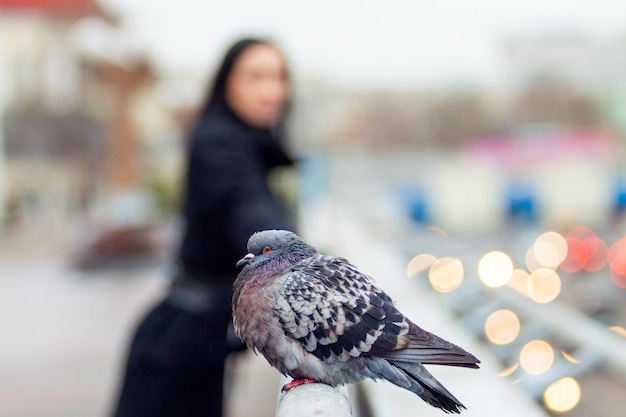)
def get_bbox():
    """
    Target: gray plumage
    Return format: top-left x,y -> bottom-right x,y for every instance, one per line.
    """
233,230 -> 480,414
